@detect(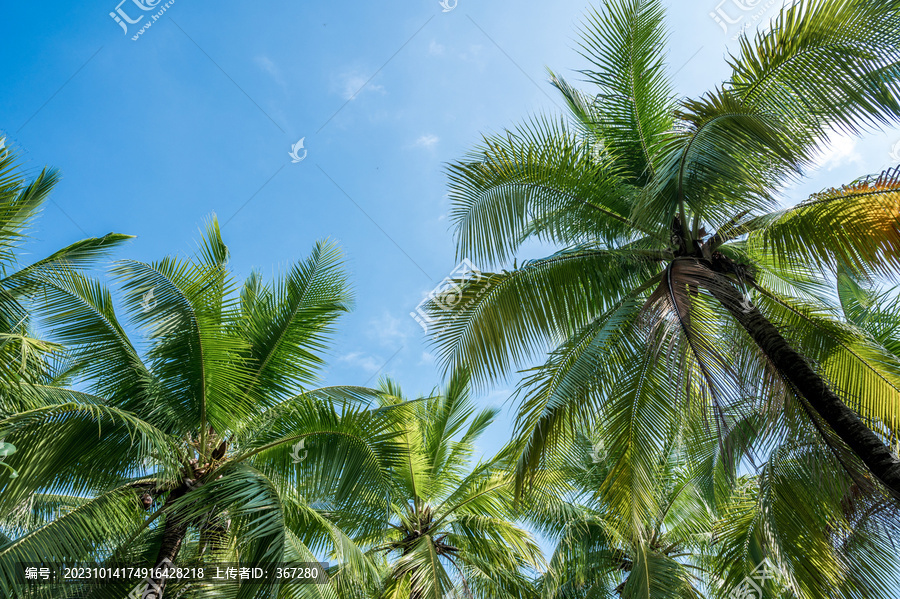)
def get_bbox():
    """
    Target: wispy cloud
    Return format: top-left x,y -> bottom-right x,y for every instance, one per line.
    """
337,70 -> 386,101
255,55 -> 285,87
370,312 -> 408,346
414,134 -> 440,149
428,40 -> 445,56
459,44 -> 486,68
339,351 -> 383,373
815,133 -> 862,171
